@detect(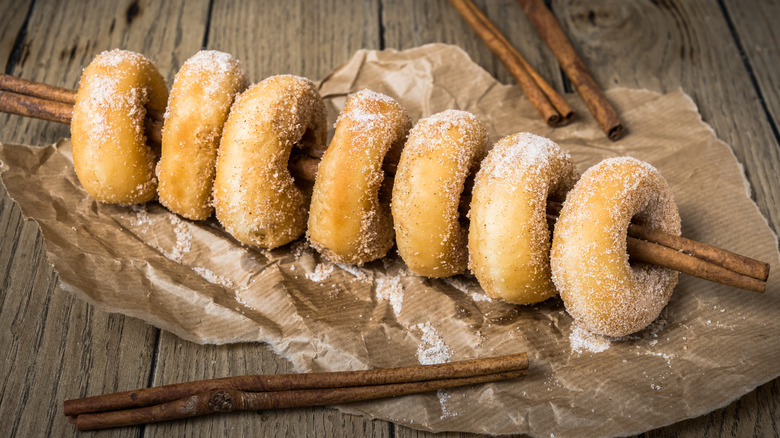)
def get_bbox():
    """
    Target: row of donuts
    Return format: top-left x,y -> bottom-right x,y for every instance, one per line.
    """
71,49 -> 680,336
